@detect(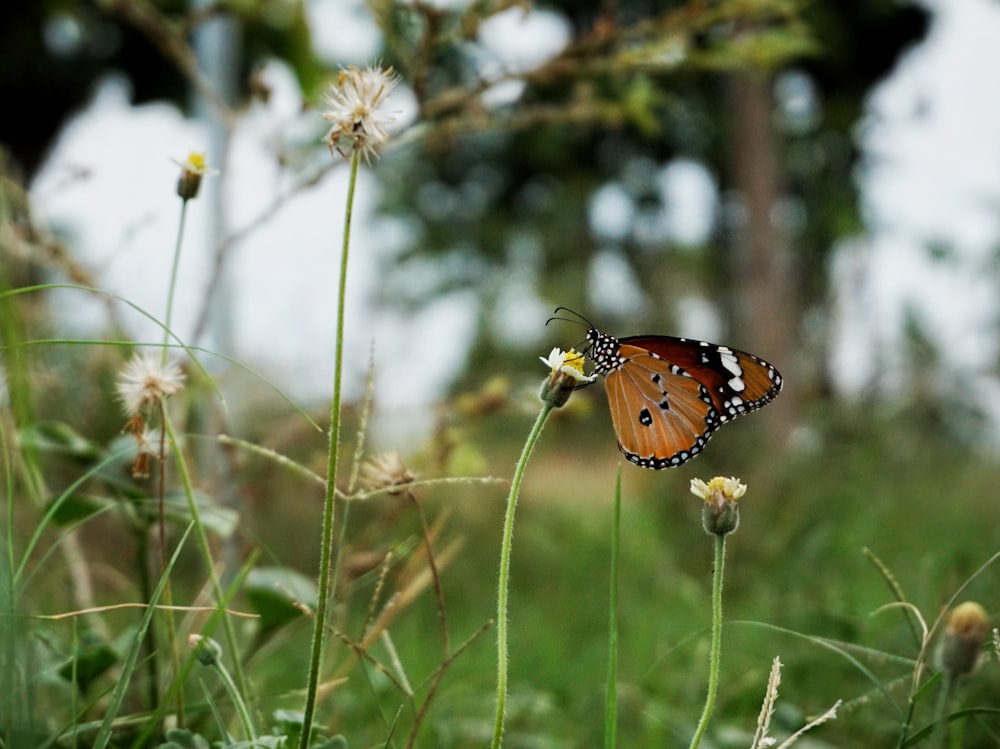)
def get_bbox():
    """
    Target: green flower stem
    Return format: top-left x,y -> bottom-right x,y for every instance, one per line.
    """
162,198 -> 188,360
157,408 -> 181,725
491,401 -> 554,749
157,534 -> 182,725
688,532 -> 727,749
932,672 -> 958,749
299,150 -> 361,749
162,412 -> 250,714
155,406 -> 175,718
604,466 -> 622,749
0,414 -> 15,745
212,653 -> 257,743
